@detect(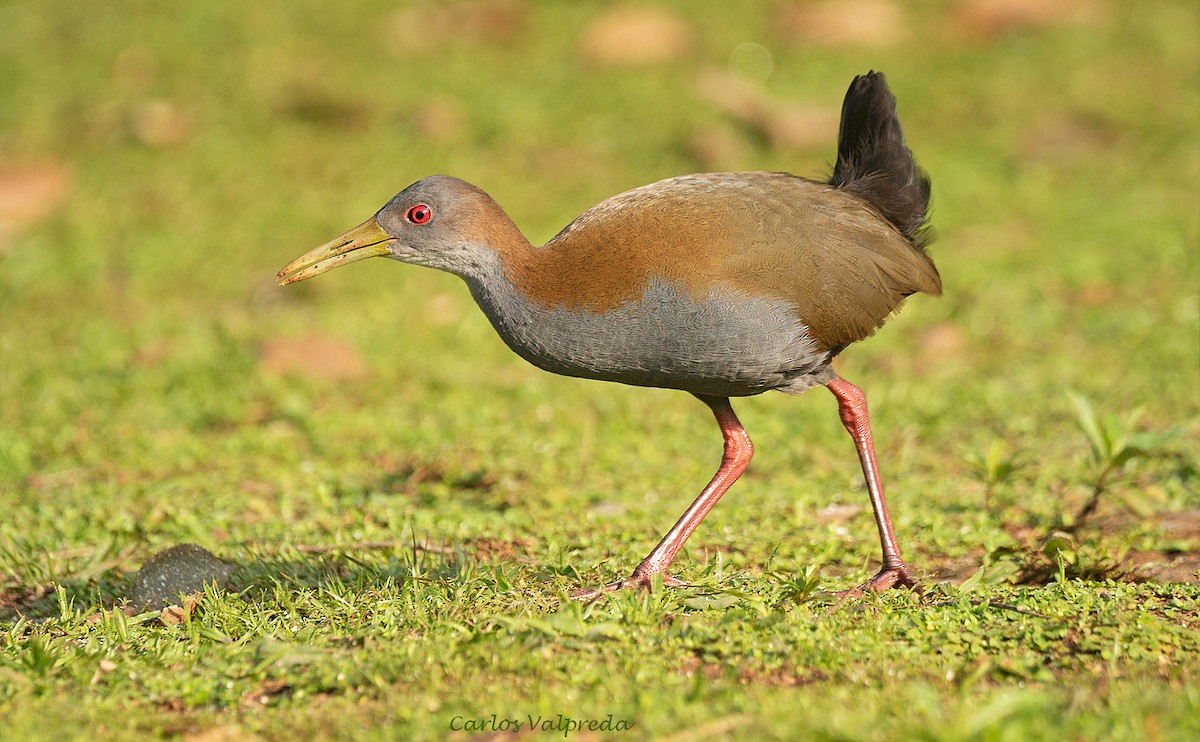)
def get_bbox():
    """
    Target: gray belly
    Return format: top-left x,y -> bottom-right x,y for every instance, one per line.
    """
468,277 -> 833,397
